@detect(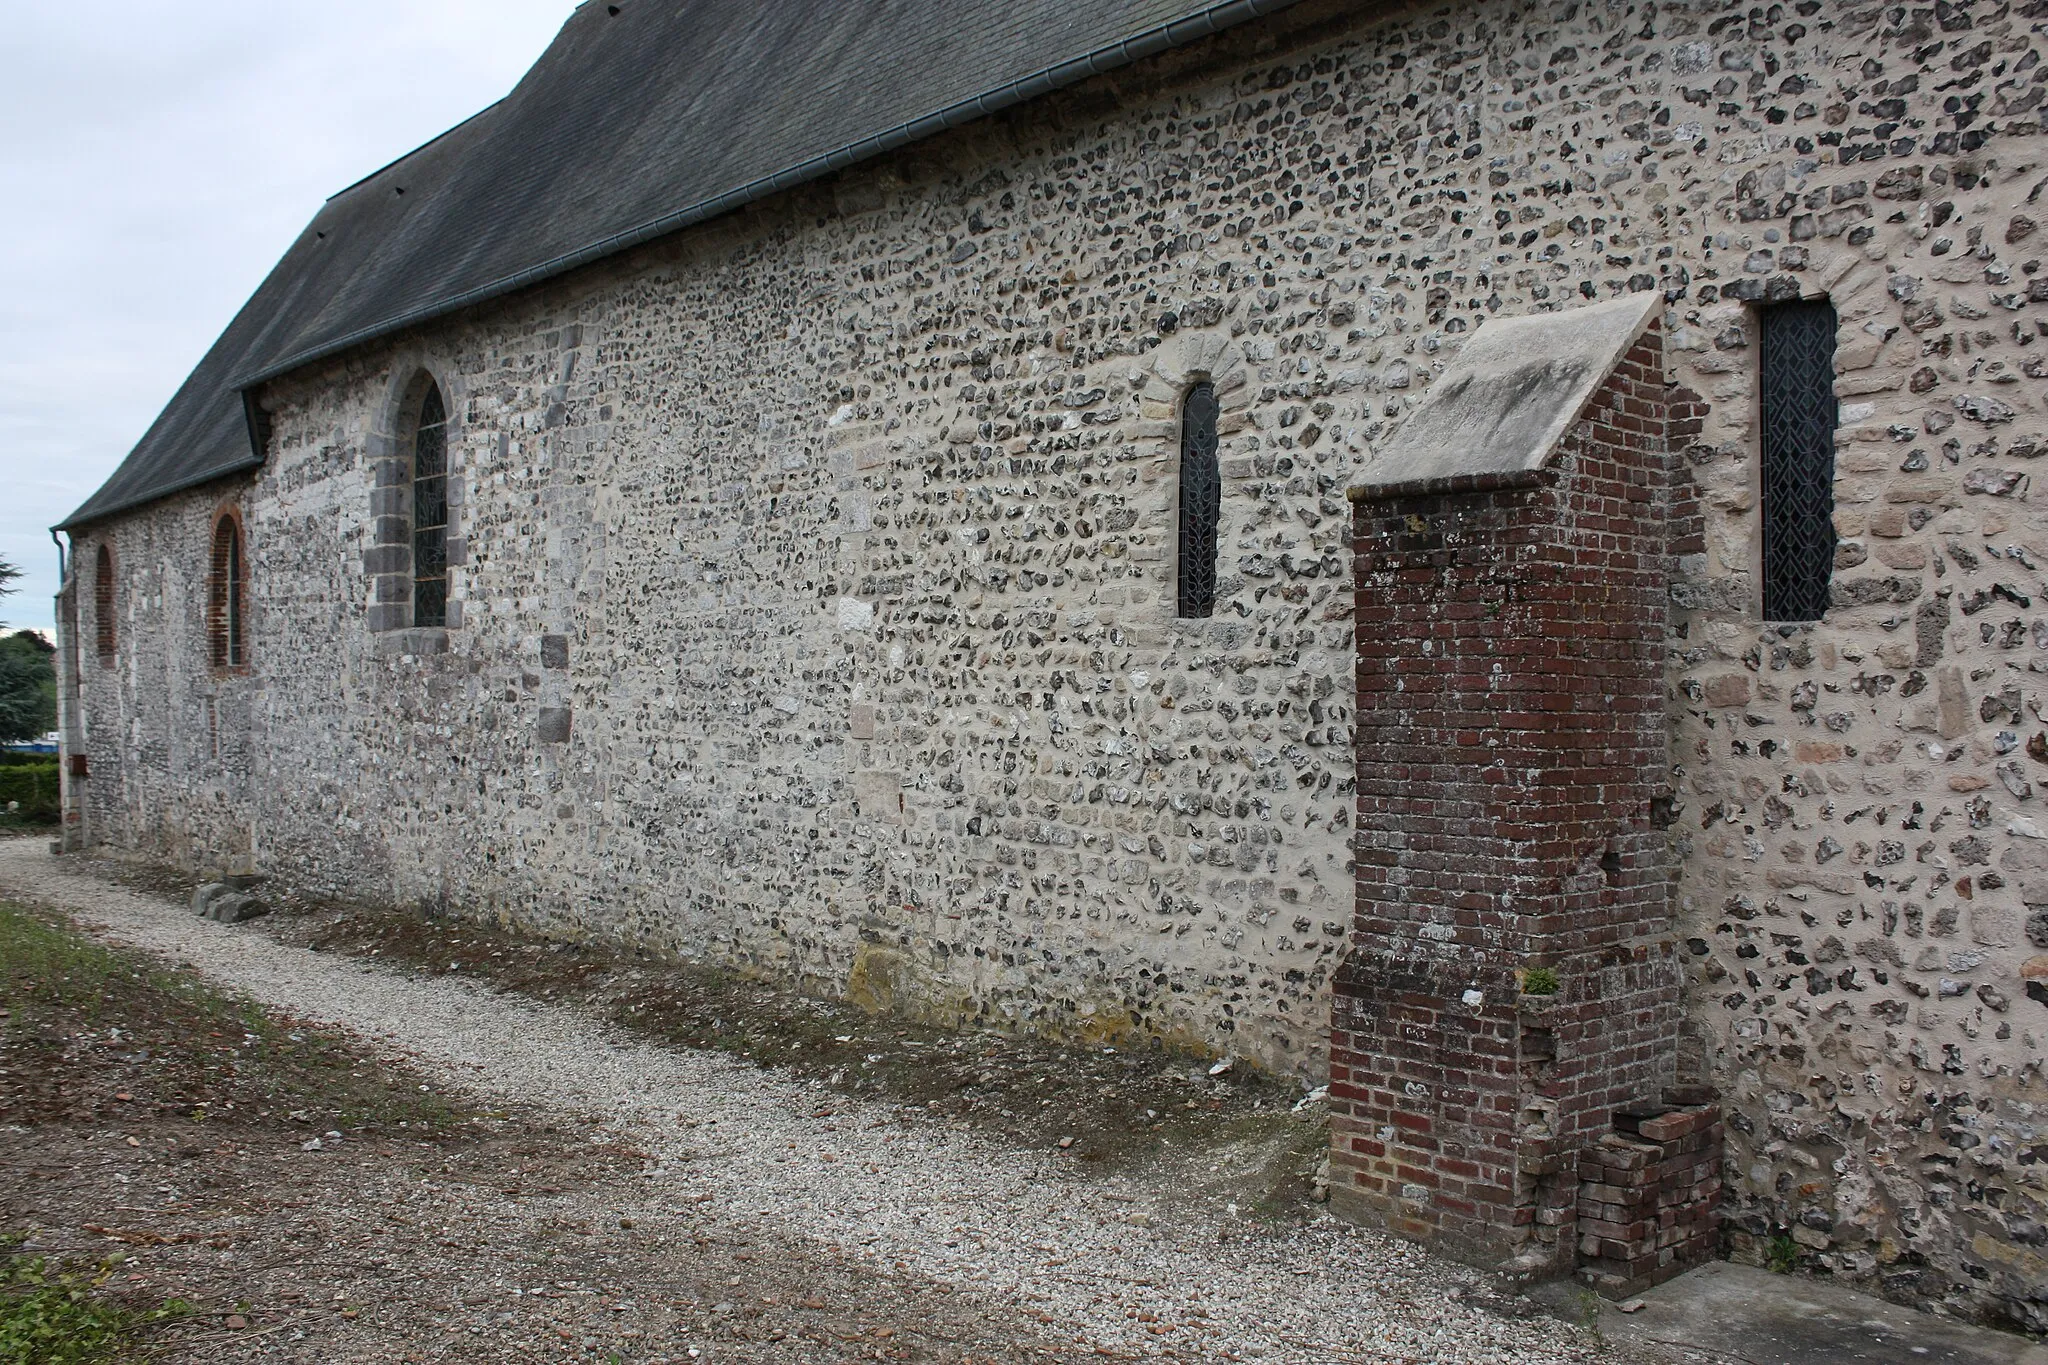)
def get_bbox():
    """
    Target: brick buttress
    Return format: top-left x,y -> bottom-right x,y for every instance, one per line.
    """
1332,311 -> 1719,1288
